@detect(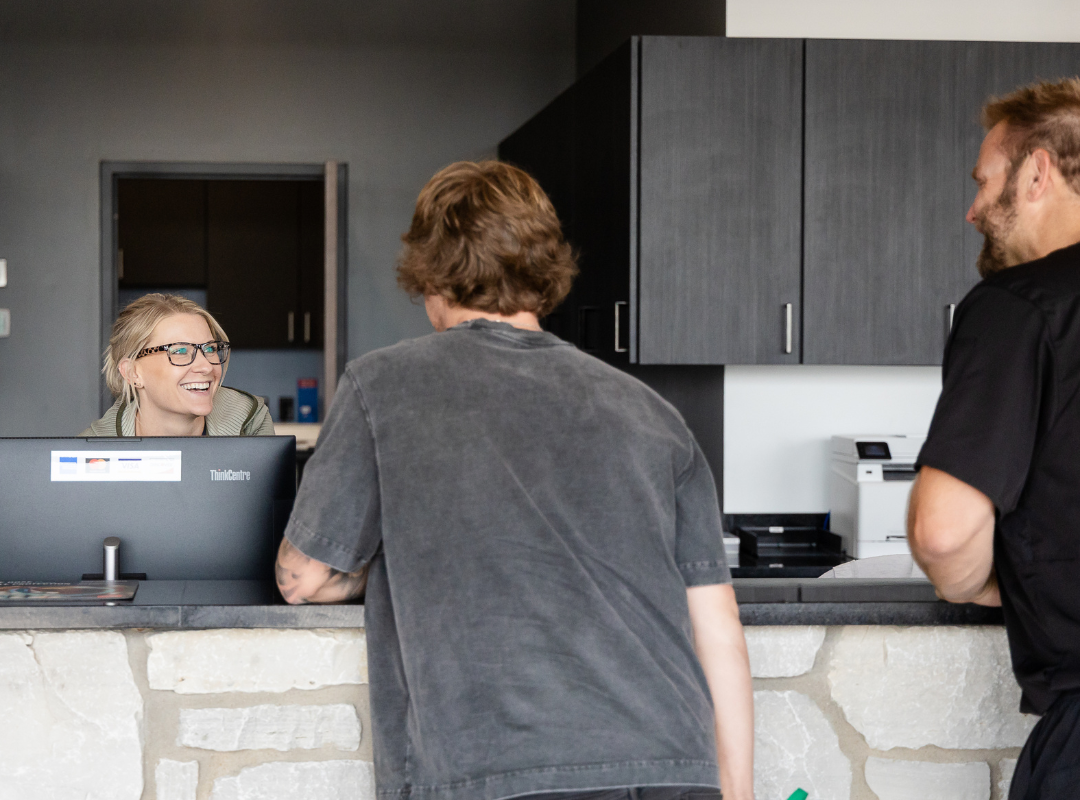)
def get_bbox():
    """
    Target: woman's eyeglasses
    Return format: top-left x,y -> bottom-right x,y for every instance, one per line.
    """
136,341 -> 231,367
